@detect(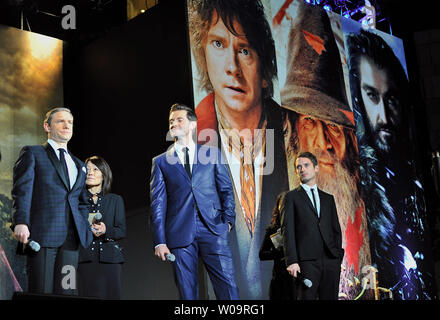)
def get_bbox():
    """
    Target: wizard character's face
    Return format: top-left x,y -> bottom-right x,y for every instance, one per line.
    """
295,114 -> 346,178
204,10 -> 267,116
359,56 -> 402,154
